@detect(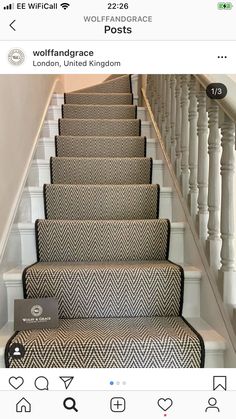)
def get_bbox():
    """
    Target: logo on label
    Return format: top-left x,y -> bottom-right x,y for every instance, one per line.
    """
8,49 -> 25,65
31,305 -> 43,317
